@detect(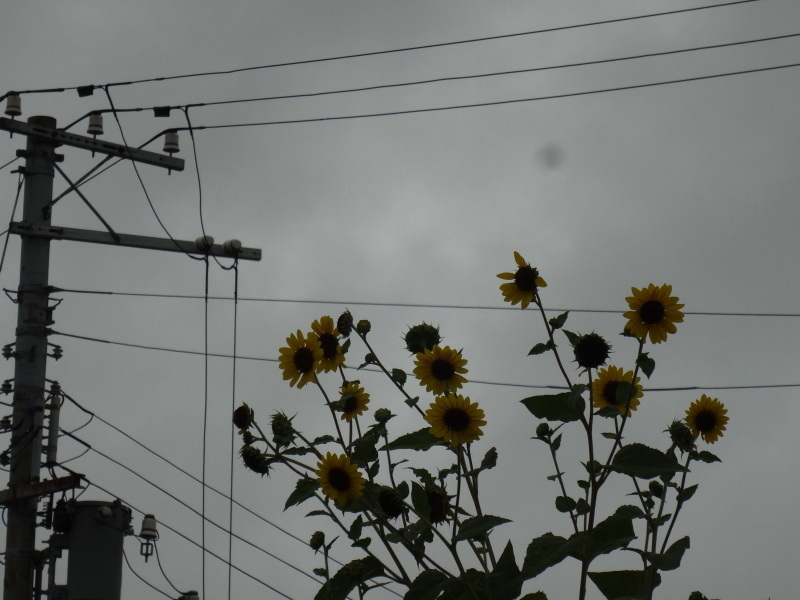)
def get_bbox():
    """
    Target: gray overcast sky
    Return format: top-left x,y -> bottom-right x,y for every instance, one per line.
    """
1,1 -> 799,599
